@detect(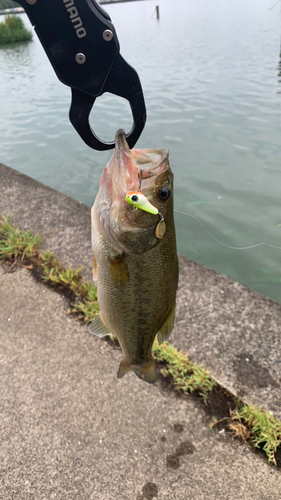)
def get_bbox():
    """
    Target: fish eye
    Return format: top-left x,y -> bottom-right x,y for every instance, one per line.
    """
132,195 -> 139,202
157,187 -> 171,202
